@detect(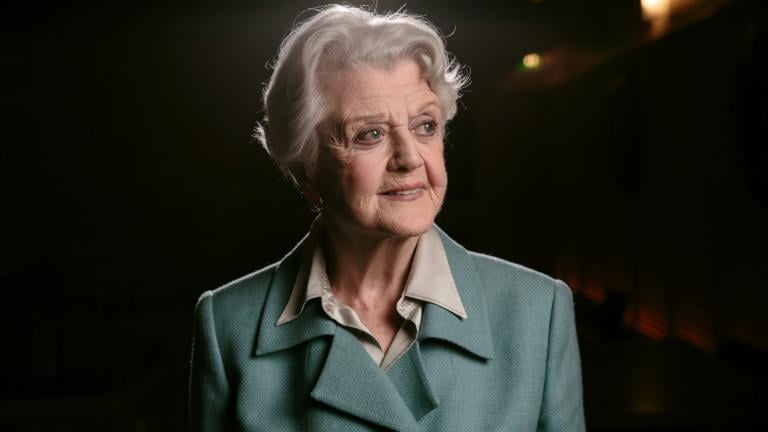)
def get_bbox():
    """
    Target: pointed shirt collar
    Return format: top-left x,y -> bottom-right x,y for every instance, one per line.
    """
276,221 -> 467,326
254,224 -> 494,360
